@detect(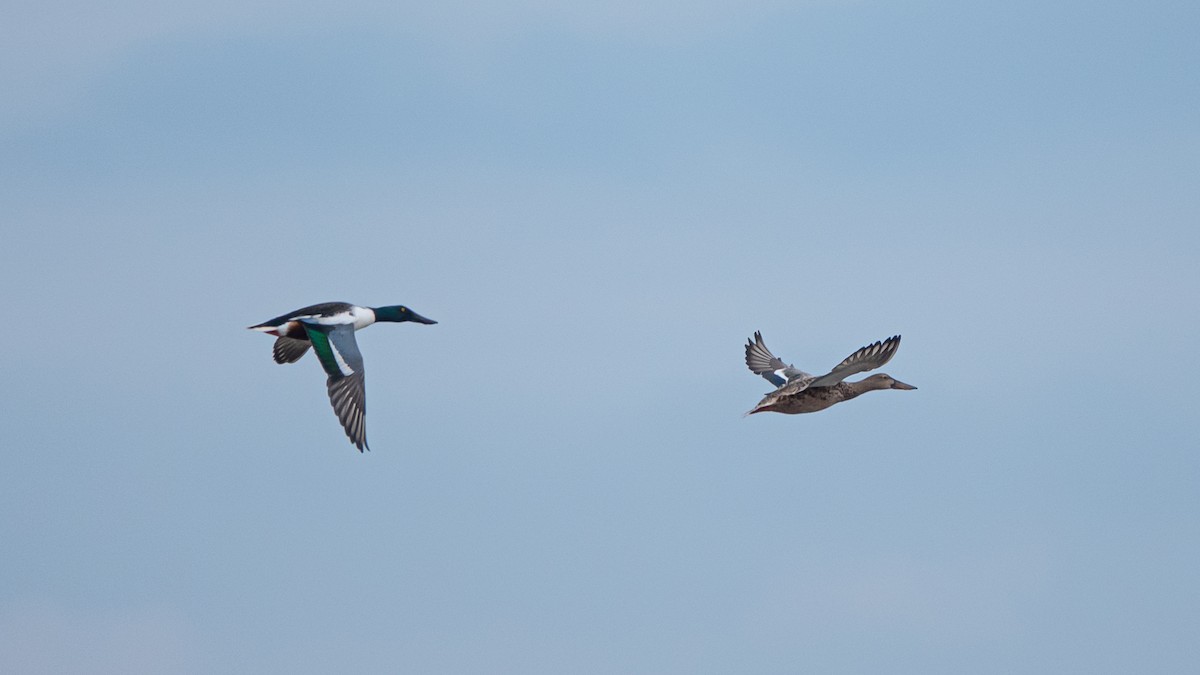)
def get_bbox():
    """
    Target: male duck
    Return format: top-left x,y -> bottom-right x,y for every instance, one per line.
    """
744,331 -> 915,415
249,302 -> 436,451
